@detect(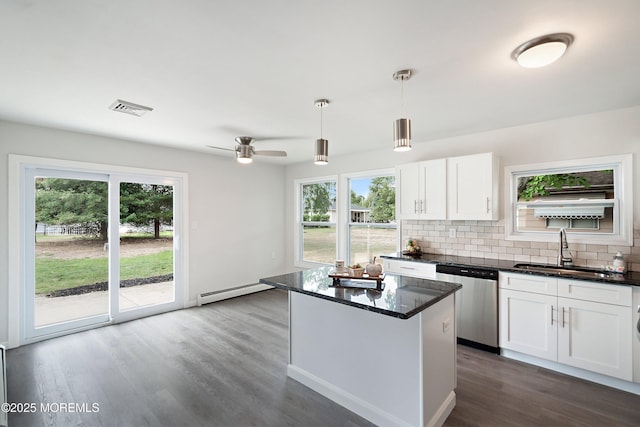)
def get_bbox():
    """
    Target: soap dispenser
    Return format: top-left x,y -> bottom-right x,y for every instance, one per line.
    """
612,252 -> 627,273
